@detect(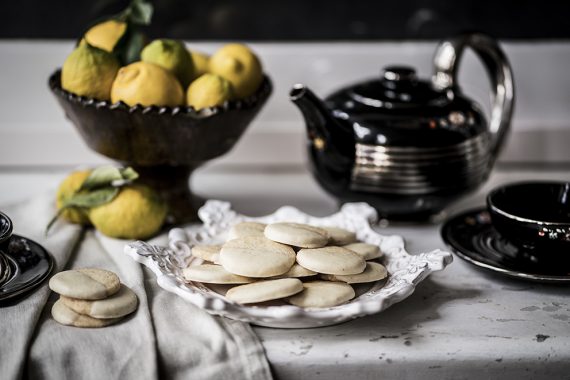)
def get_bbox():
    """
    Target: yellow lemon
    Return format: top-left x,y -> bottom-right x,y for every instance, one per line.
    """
189,50 -> 210,80
208,43 -> 263,99
186,74 -> 233,110
56,170 -> 92,225
82,20 -> 127,52
141,39 -> 194,87
61,44 -> 120,100
88,184 -> 167,240
111,61 -> 184,107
